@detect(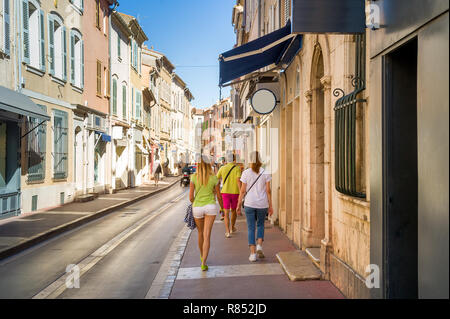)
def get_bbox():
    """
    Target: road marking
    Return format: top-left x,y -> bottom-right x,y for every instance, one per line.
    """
176,263 -> 284,280
32,191 -> 187,299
